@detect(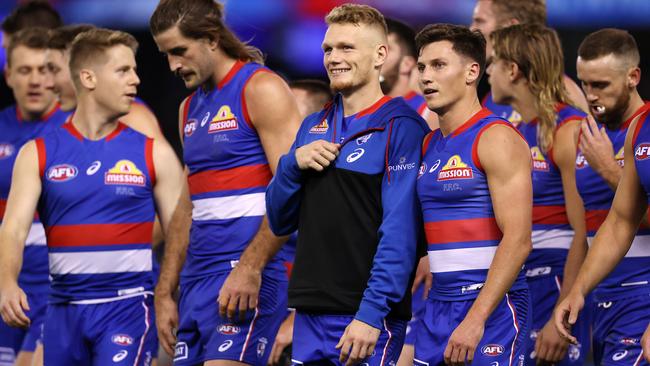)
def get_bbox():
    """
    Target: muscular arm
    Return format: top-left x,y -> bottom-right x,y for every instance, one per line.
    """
233,71 -> 301,271
122,102 -> 164,140
0,141 -> 42,326
554,121 -> 588,300
570,119 -> 647,296
468,124 -> 532,322
563,76 -> 590,115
